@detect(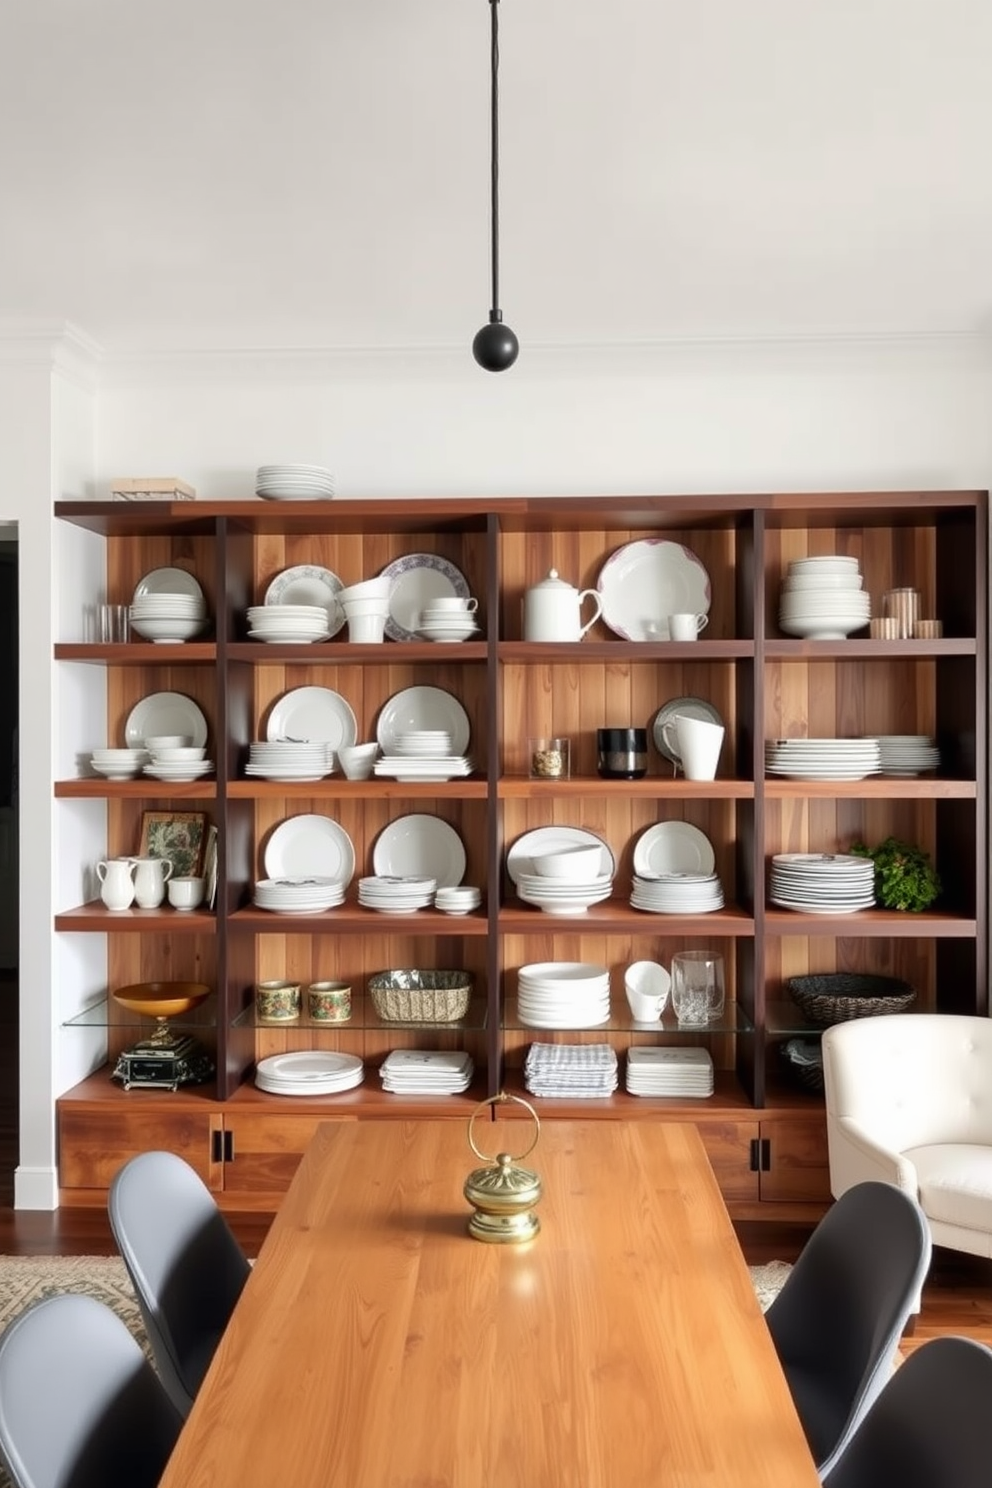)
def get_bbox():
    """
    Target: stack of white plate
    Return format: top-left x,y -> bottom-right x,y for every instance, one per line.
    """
129,567 -> 208,643
90,747 -> 147,780
255,464 -> 336,501
246,604 -> 331,643
778,555 -> 871,639
765,737 -> 882,781
517,962 -> 611,1029
630,872 -> 725,913
255,1050 -> 364,1096
877,735 -> 941,776
769,852 -> 876,913
515,872 -> 613,916
379,1049 -> 475,1094
143,746 -> 215,782
524,1042 -> 618,1098
253,877 -> 346,914
245,741 -> 335,781
626,1047 -> 714,1097
434,885 -> 482,915
374,729 -> 476,780
357,875 -> 437,913
396,730 -> 453,754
